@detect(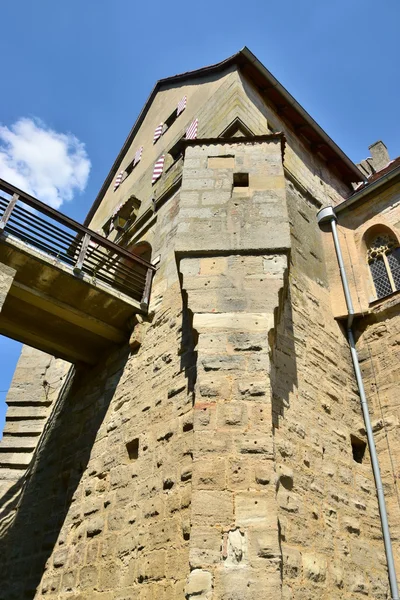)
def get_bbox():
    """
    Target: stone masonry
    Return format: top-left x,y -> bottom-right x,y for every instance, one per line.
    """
0,48 -> 398,600
0,346 -> 69,499
177,138 -> 290,599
